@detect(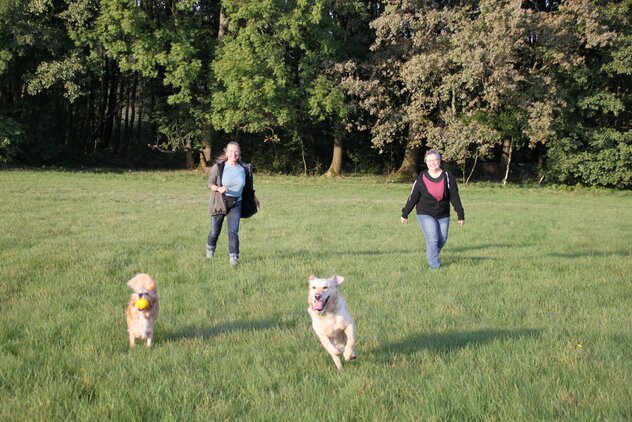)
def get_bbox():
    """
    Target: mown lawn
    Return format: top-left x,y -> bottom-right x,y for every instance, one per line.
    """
1,170 -> 630,420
